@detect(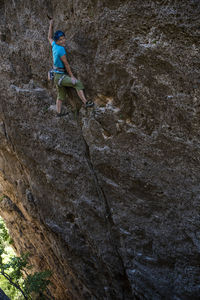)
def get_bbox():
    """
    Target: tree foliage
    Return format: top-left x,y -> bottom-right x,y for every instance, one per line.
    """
0,217 -> 52,299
